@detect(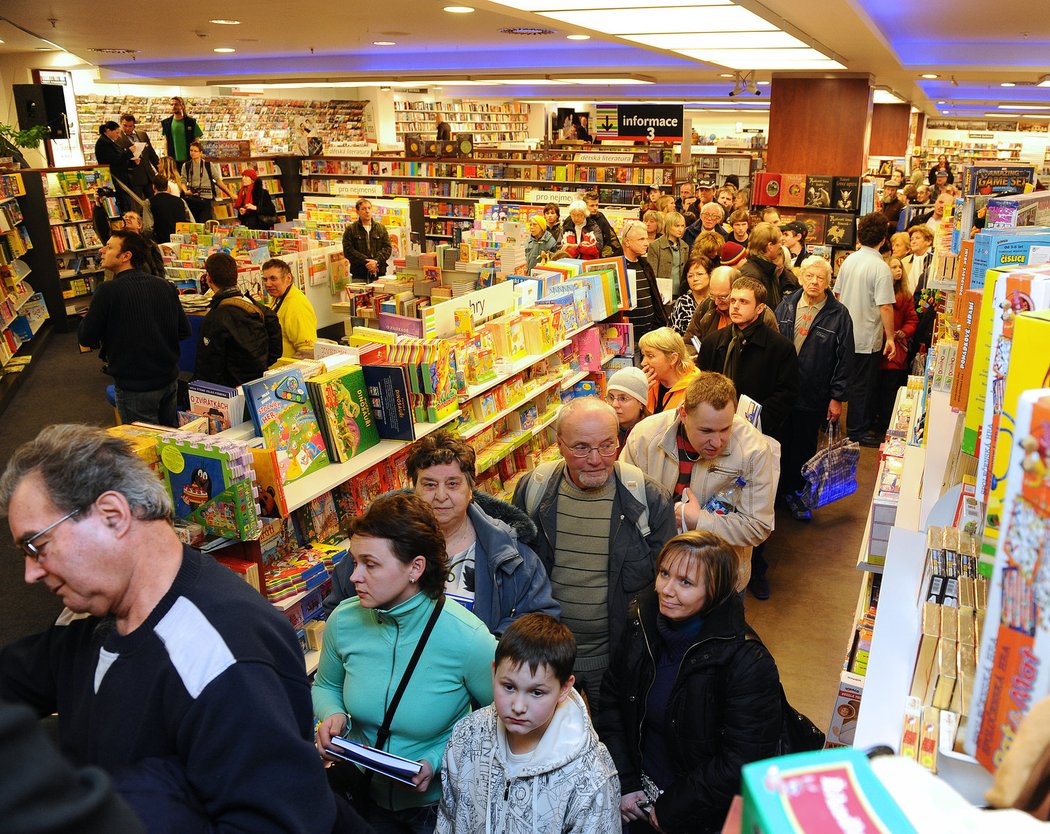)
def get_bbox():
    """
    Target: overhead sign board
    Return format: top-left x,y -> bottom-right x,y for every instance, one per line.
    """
596,104 -> 684,143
